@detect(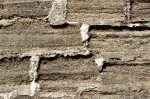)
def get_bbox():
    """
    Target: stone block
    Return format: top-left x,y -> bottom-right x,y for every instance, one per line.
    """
47,0 -> 67,26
